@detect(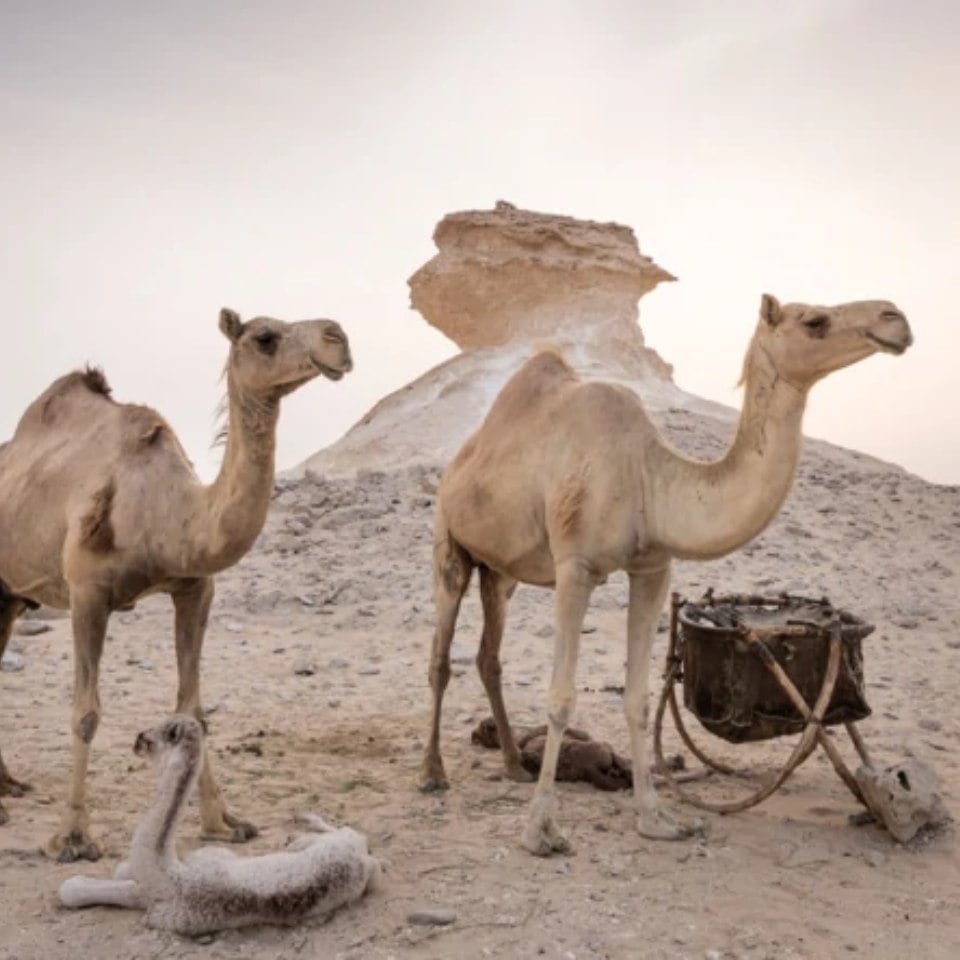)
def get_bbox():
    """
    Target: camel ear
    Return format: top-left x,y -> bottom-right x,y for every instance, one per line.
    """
760,293 -> 782,327
219,308 -> 244,343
